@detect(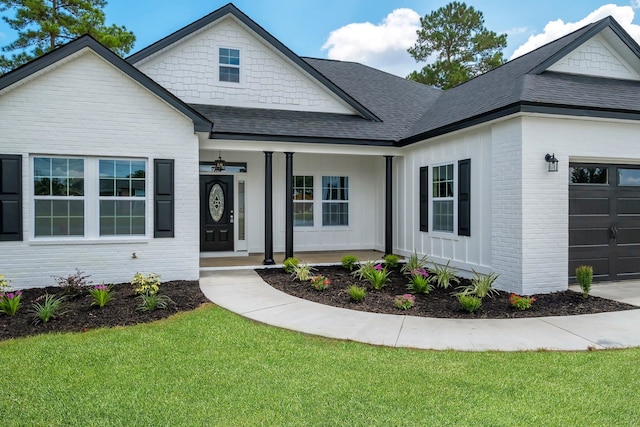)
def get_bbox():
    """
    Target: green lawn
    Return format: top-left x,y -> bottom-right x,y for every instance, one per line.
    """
1,304 -> 639,426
